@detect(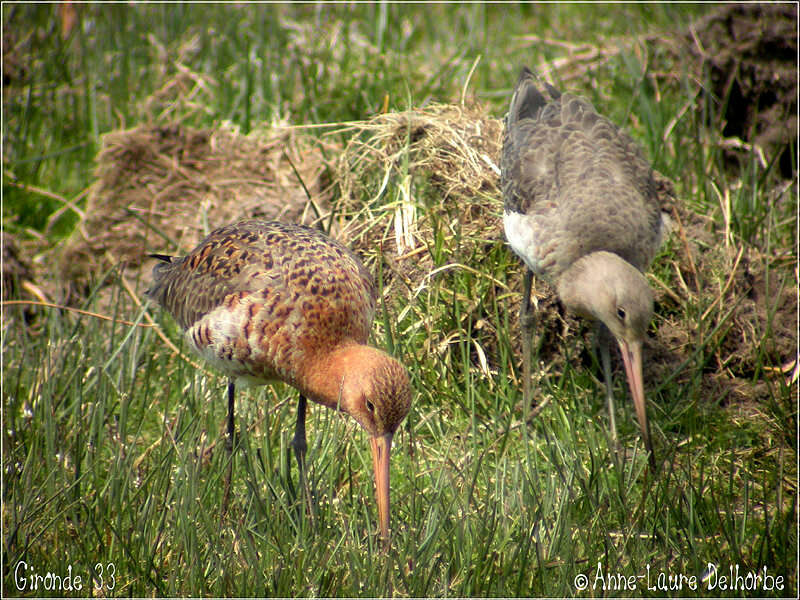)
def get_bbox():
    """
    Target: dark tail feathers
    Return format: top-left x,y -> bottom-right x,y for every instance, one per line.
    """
145,253 -> 177,299
149,253 -> 175,263
507,66 -> 561,128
